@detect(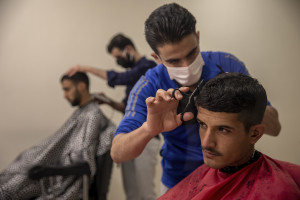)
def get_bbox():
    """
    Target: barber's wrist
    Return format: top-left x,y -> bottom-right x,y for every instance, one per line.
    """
84,66 -> 93,73
141,122 -> 159,140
